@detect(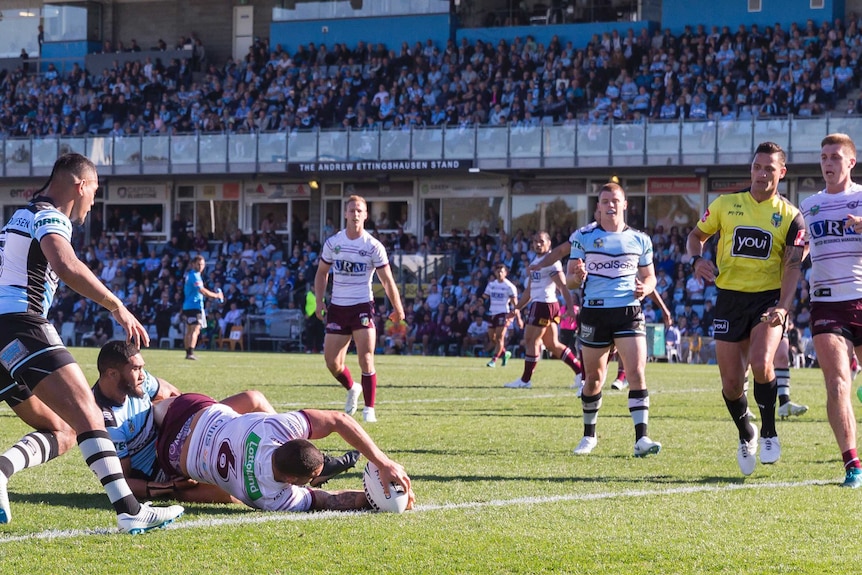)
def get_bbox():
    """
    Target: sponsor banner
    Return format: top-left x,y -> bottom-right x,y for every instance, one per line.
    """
108,182 -> 170,202
419,178 -> 507,198
708,178 -> 751,194
288,159 -> 473,175
244,182 -> 312,199
647,177 -> 700,195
